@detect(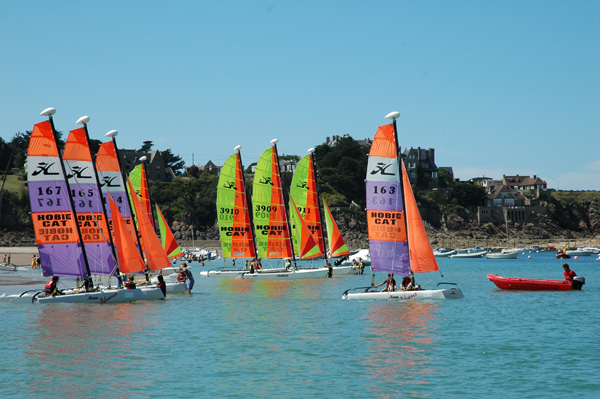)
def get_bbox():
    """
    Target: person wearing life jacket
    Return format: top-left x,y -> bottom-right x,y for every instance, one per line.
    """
156,273 -> 167,299
563,263 -> 577,281
44,276 -> 60,296
124,275 -> 137,289
375,274 -> 396,292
